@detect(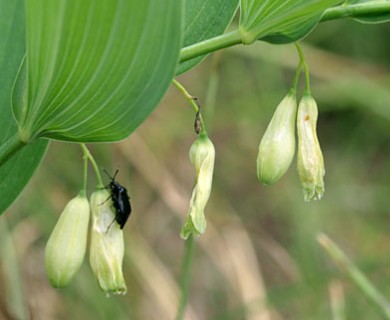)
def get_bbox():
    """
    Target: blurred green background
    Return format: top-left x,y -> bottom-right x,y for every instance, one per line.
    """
1,18 -> 390,320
